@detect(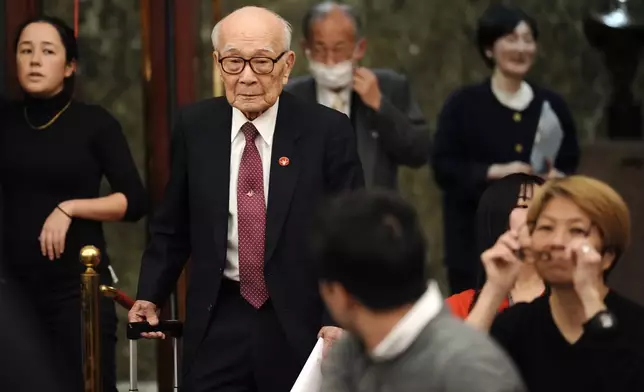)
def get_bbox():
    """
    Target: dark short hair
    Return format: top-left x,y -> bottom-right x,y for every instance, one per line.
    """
312,190 -> 428,311
14,16 -> 78,63
476,5 -> 538,68
302,2 -> 362,42
470,173 -> 546,310
13,16 -> 78,92
476,173 -> 545,257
